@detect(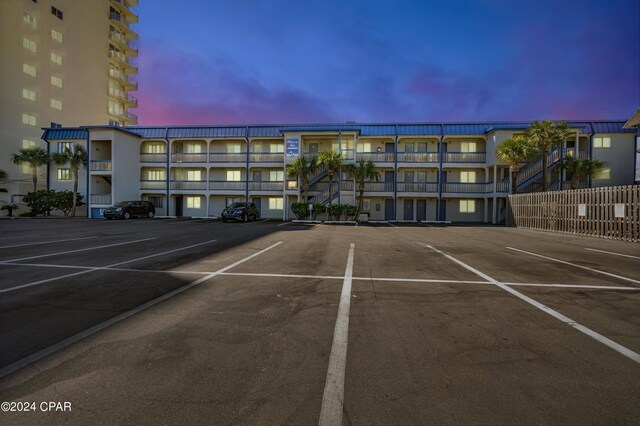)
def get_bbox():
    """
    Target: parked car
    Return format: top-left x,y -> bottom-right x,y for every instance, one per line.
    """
103,201 -> 155,220
221,202 -> 259,223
